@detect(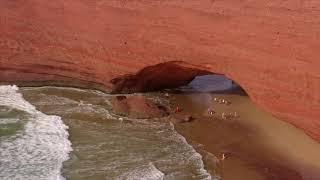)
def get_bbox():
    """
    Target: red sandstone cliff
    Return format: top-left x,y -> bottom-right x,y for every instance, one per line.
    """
0,0 -> 319,141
